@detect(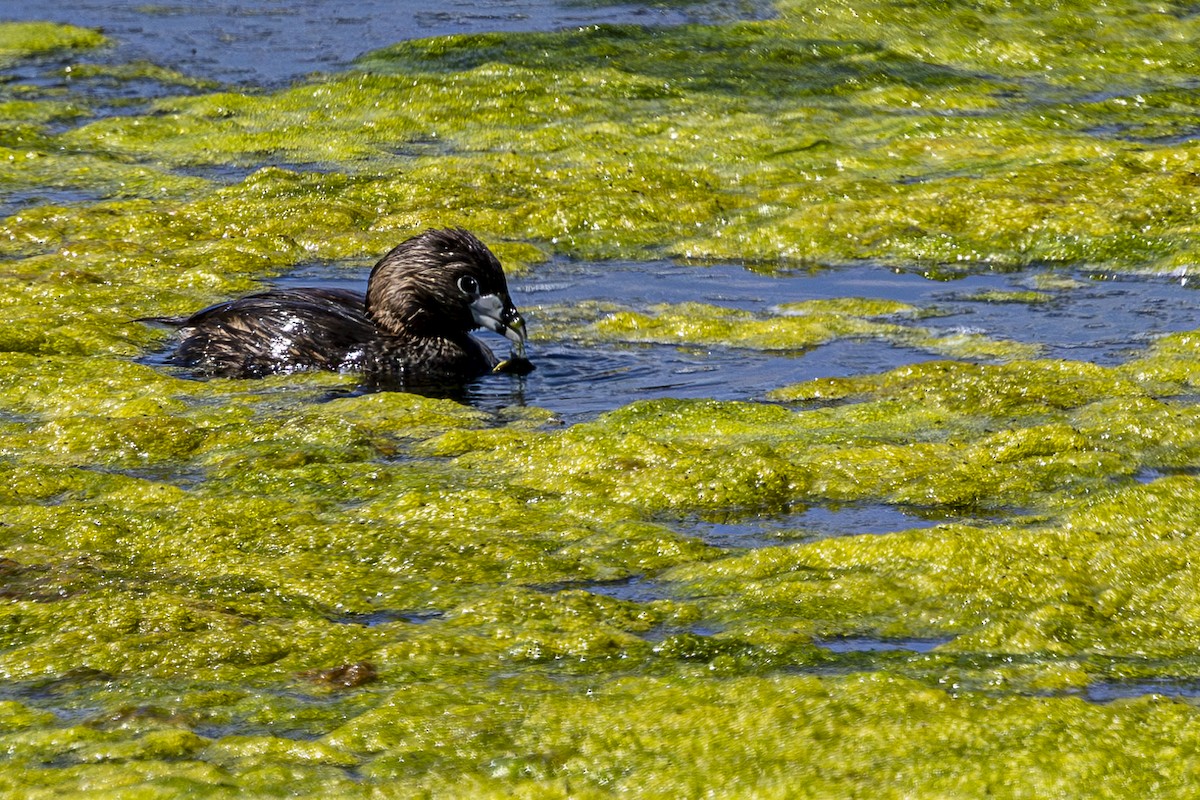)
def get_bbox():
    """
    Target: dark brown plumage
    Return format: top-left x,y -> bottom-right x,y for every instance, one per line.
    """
148,228 -> 529,386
